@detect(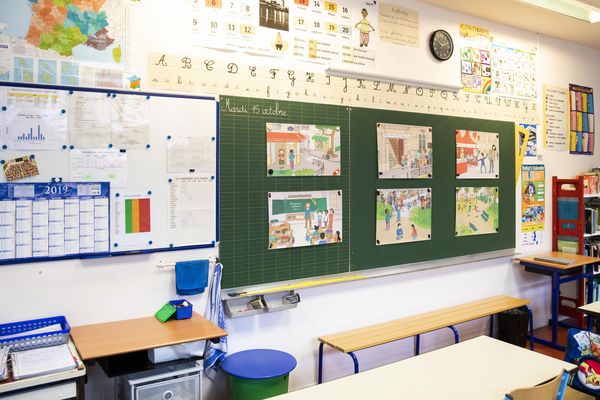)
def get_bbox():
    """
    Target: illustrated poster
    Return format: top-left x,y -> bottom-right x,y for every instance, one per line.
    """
569,84 -> 594,155
377,122 -> 432,179
491,43 -> 537,99
455,186 -> 499,237
376,188 -> 431,245
456,129 -> 499,179
521,164 -> 545,246
518,123 -> 537,157
460,23 -> 492,94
